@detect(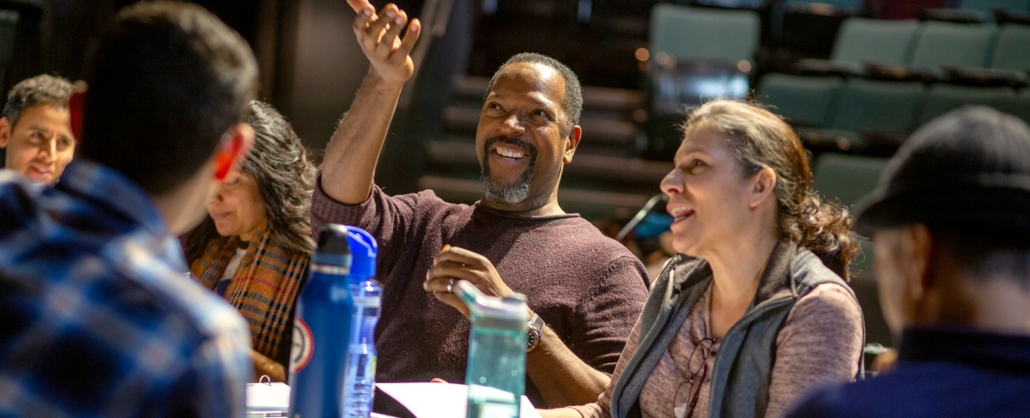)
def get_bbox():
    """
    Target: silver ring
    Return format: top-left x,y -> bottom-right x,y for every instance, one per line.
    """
447,278 -> 455,293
